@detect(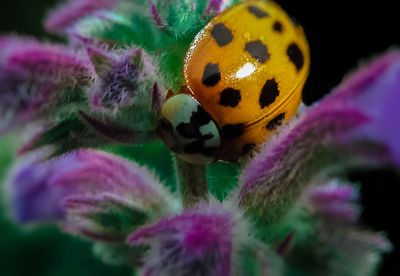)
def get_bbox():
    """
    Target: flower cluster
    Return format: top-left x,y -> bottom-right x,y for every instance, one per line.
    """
1,0 -> 399,275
